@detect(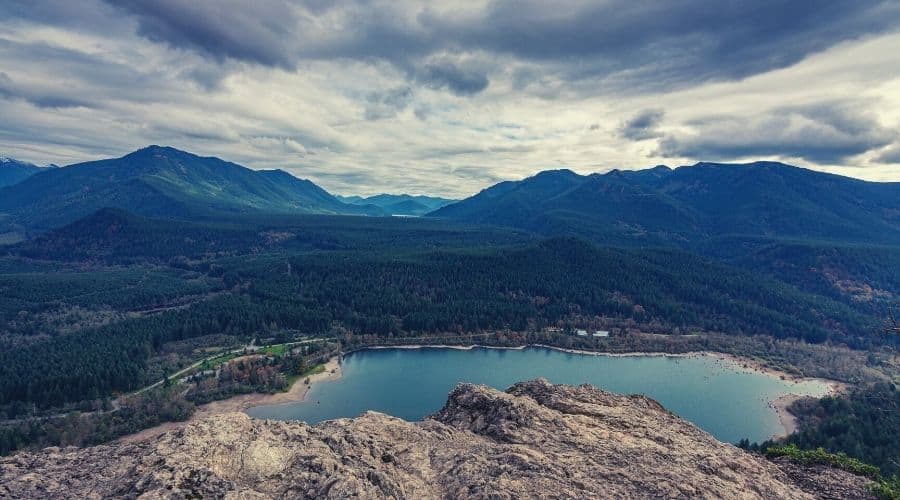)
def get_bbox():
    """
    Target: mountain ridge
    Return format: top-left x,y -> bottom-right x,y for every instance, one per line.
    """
0,145 -> 383,232
430,161 -> 900,246
0,157 -> 53,188
338,193 -> 456,216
